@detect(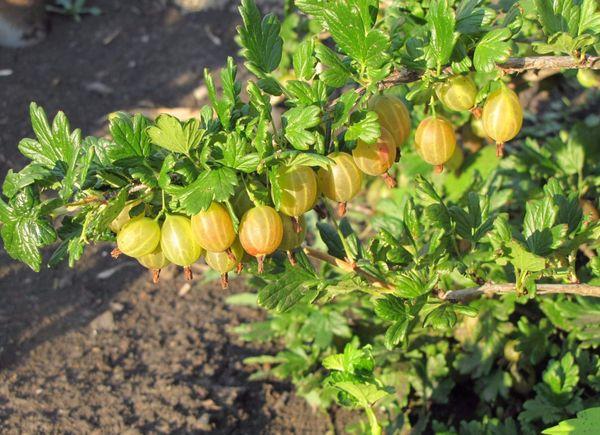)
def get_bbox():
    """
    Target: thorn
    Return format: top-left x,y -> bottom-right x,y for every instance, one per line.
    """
220,273 -> 229,289
382,172 -> 397,188
257,255 -> 265,274
287,250 -> 297,266
111,248 -> 122,259
152,269 -> 160,284
434,164 -> 444,174
496,142 -> 505,157
236,262 -> 244,274
225,248 -> 236,262
337,202 -> 347,217
184,266 -> 193,280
